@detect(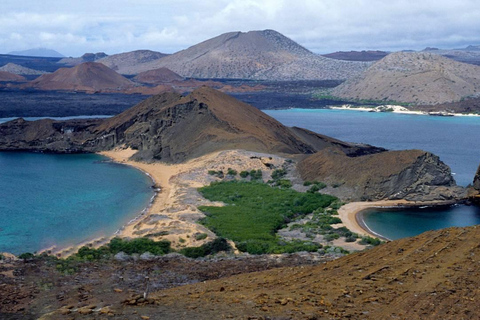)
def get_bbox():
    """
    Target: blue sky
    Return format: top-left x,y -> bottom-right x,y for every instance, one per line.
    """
1,0 -> 480,57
